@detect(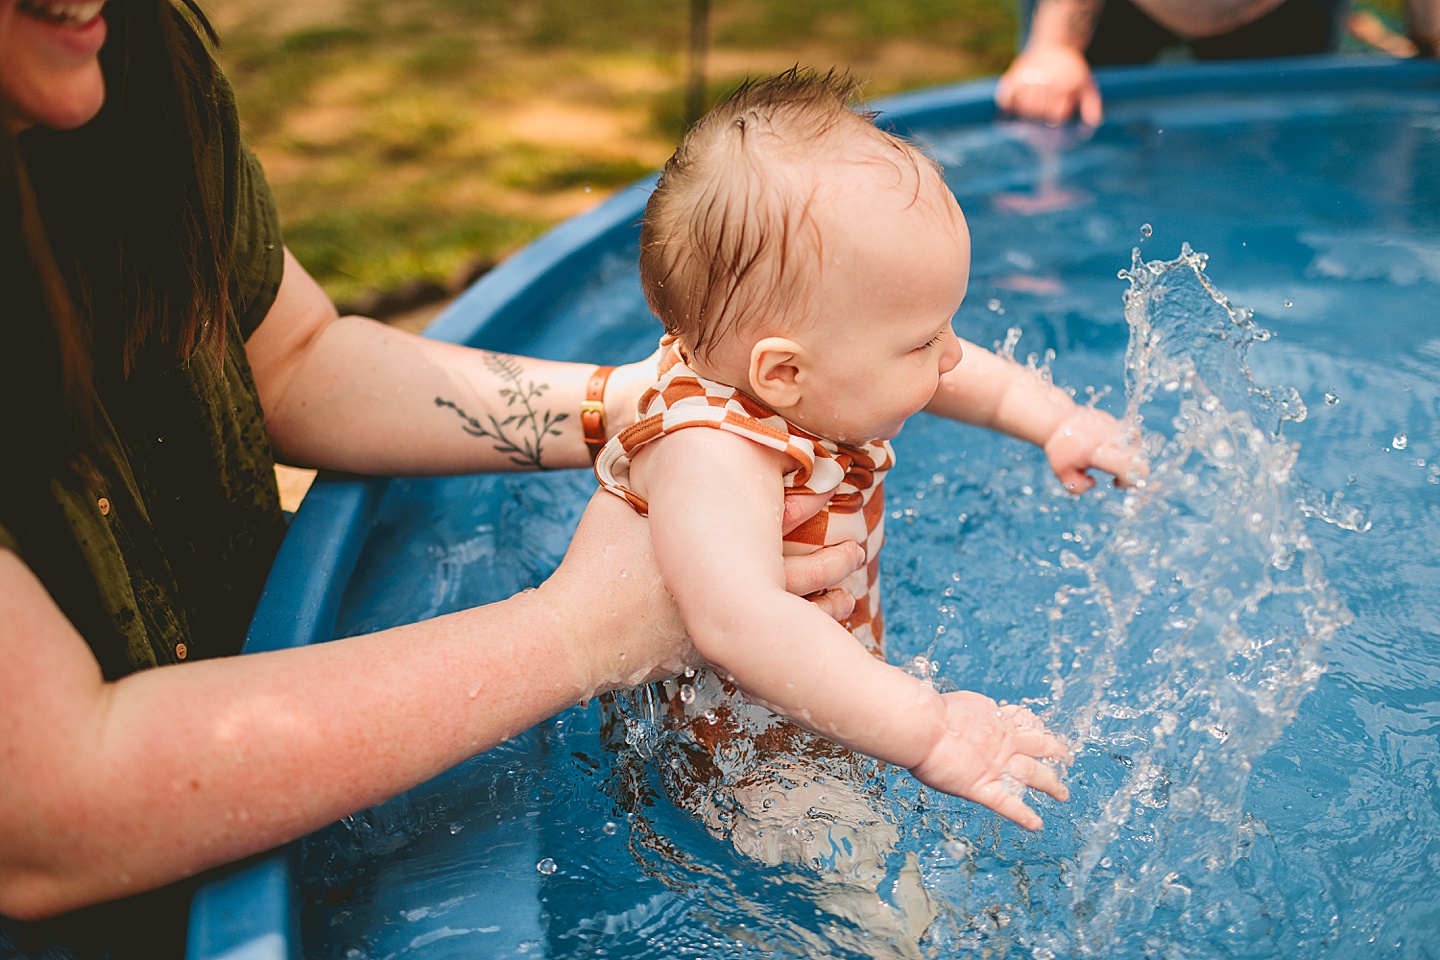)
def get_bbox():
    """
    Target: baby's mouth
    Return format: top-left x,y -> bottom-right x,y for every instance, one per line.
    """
16,0 -> 107,28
